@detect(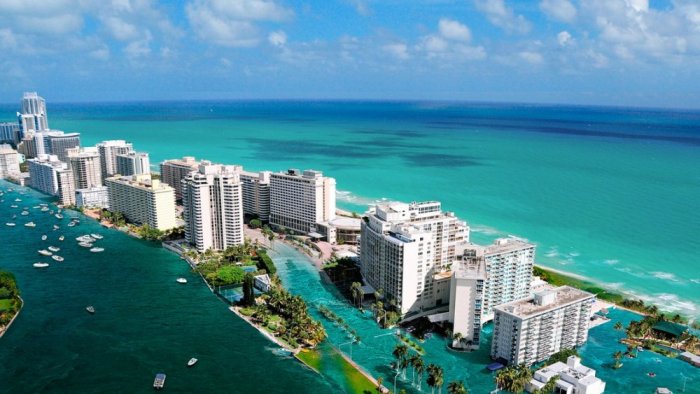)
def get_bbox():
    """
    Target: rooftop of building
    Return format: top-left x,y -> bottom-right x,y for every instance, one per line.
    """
329,216 -> 362,230
106,174 -> 174,192
161,156 -> 200,167
532,356 -> 599,384
0,144 -> 16,153
272,168 -> 330,180
97,139 -> 131,146
495,285 -> 595,318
